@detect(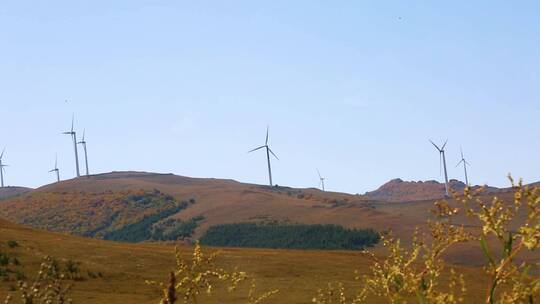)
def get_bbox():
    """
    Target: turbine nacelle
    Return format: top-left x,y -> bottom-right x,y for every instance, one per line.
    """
429,139 -> 447,152
77,129 -> 86,145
